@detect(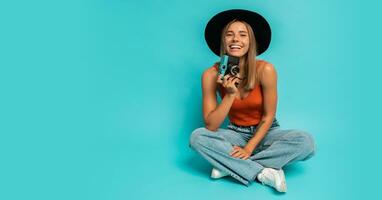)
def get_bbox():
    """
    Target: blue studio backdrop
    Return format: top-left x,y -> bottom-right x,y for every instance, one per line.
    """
1,0 -> 381,200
